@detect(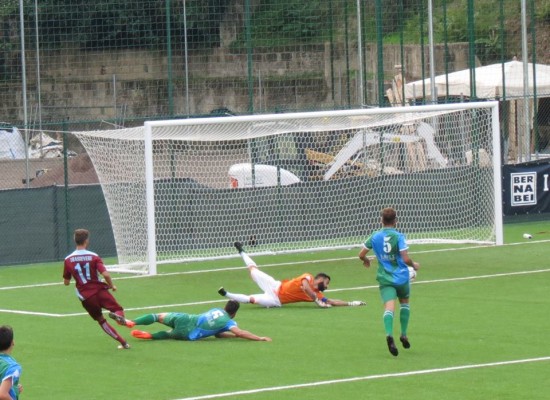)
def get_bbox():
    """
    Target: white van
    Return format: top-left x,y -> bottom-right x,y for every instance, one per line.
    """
228,163 -> 301,188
